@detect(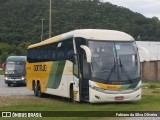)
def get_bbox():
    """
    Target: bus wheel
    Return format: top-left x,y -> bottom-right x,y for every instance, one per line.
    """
70,86 -> 74,102
37,83 -> 44,98
34,84 -> 38,96
7,84 -> 11,87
